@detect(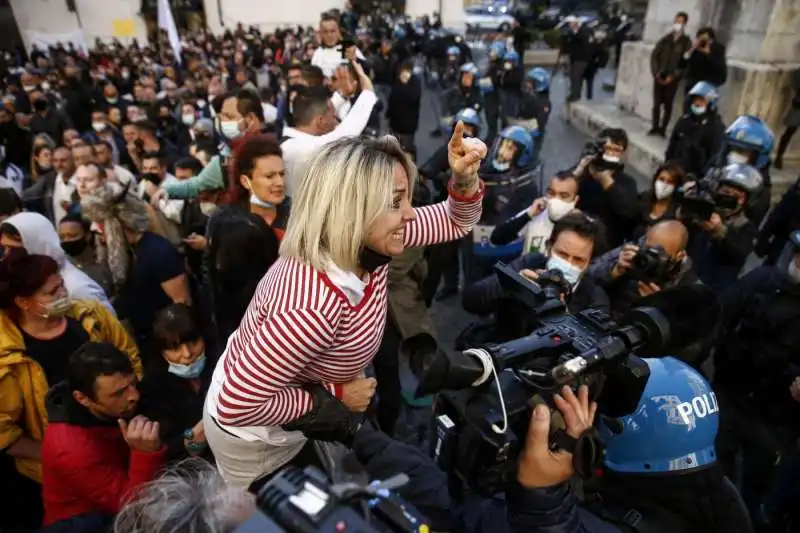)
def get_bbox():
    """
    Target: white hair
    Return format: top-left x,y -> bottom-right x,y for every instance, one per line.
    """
114,459 -> 255,533
280,135 -> 417,272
